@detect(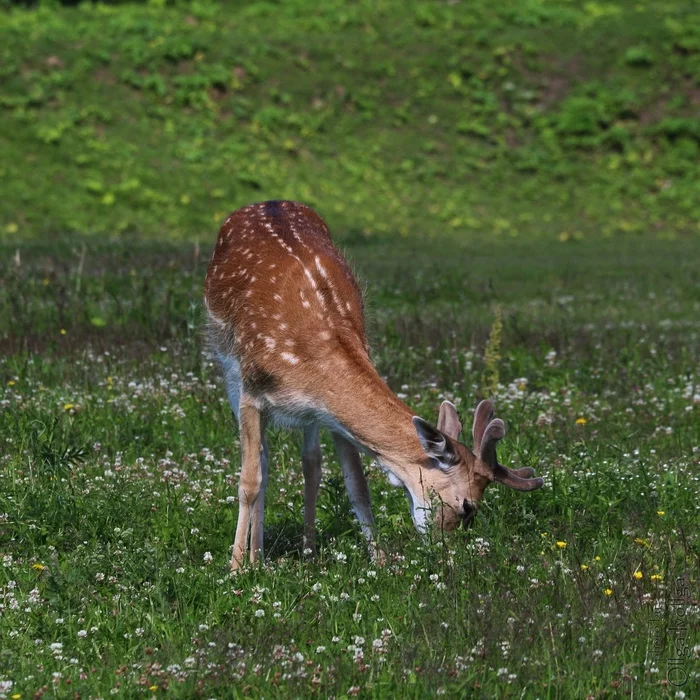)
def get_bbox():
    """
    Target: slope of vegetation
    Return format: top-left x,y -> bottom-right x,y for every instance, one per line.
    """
1,0 -> 700,242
